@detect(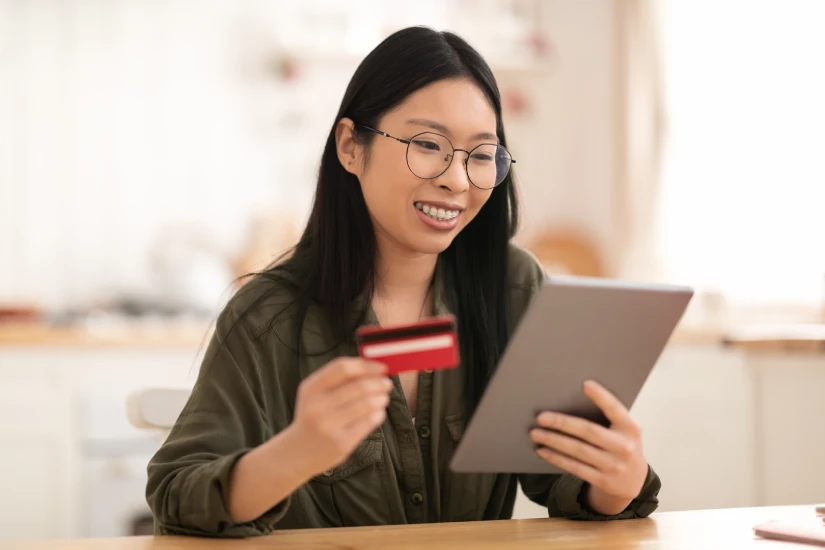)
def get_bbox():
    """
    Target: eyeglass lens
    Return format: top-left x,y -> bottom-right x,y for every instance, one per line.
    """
406,132 -> 512,189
